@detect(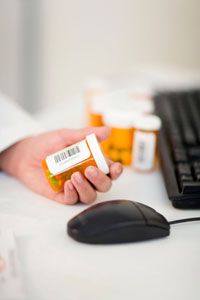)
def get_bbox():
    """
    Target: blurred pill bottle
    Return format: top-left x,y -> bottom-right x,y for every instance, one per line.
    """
132,115 -> 161,172
128,97 -> 155,115
129,84 -> 154,100
103,110 -> 140,165
42,133 -> 109,192
128,85 -> 155,115
86,94 -> 111,155
83,79 -> 108,126
88,94 -> 108,127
